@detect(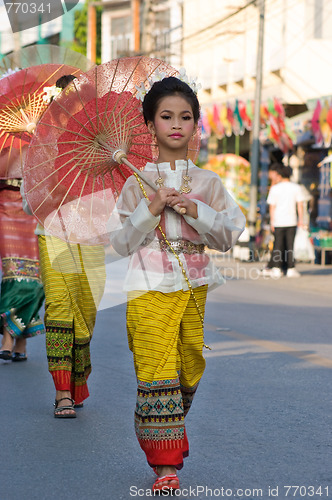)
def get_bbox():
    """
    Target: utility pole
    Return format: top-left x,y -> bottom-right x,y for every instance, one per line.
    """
248,0 -> 265,258
132,0 -> 140,53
